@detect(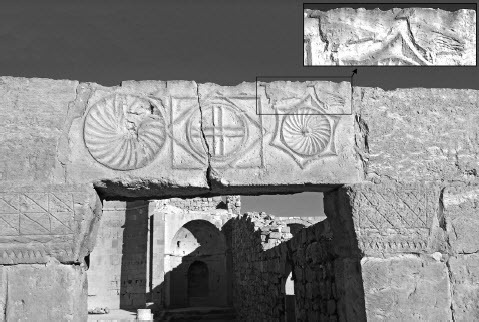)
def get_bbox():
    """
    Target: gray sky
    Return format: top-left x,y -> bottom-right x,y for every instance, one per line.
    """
241,193 -> 325,217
